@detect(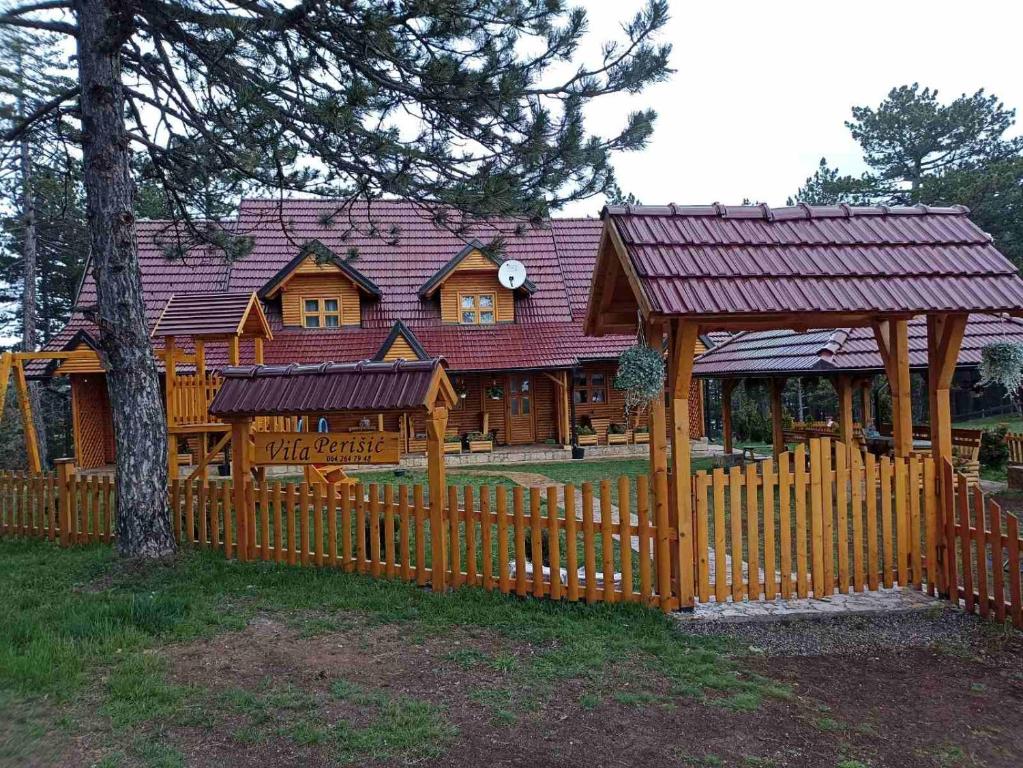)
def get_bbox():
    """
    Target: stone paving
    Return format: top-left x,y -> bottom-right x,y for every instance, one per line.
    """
675,586 -> 940,623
